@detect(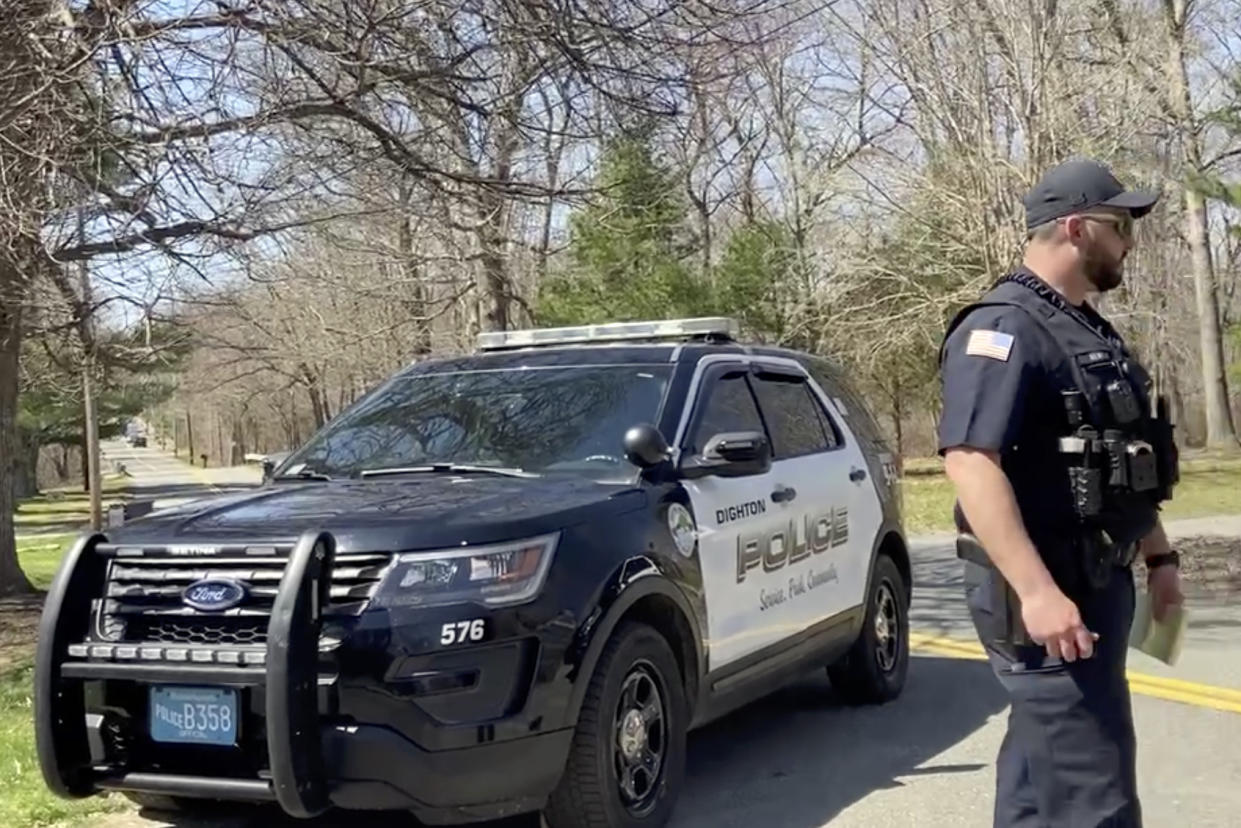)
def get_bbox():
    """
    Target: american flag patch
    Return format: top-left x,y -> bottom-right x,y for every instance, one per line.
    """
965,329 -> 1014,361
